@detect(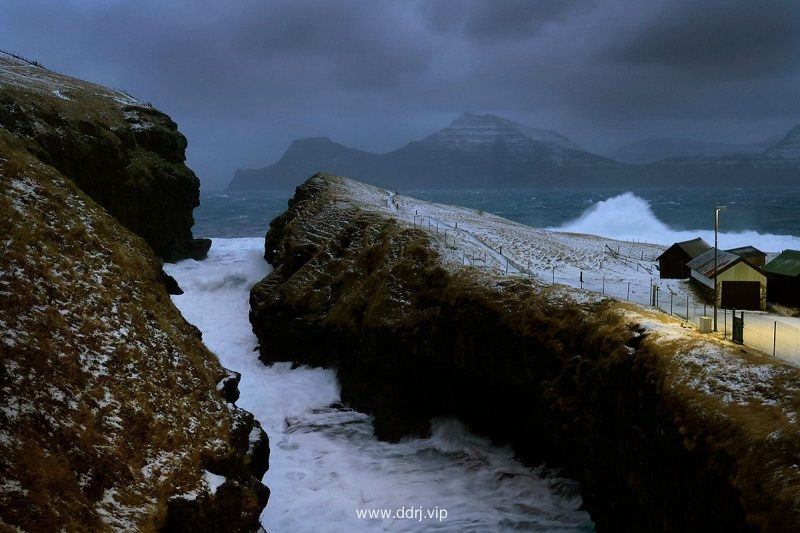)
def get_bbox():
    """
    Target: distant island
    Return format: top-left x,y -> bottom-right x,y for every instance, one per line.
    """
228,113 -> 800,190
